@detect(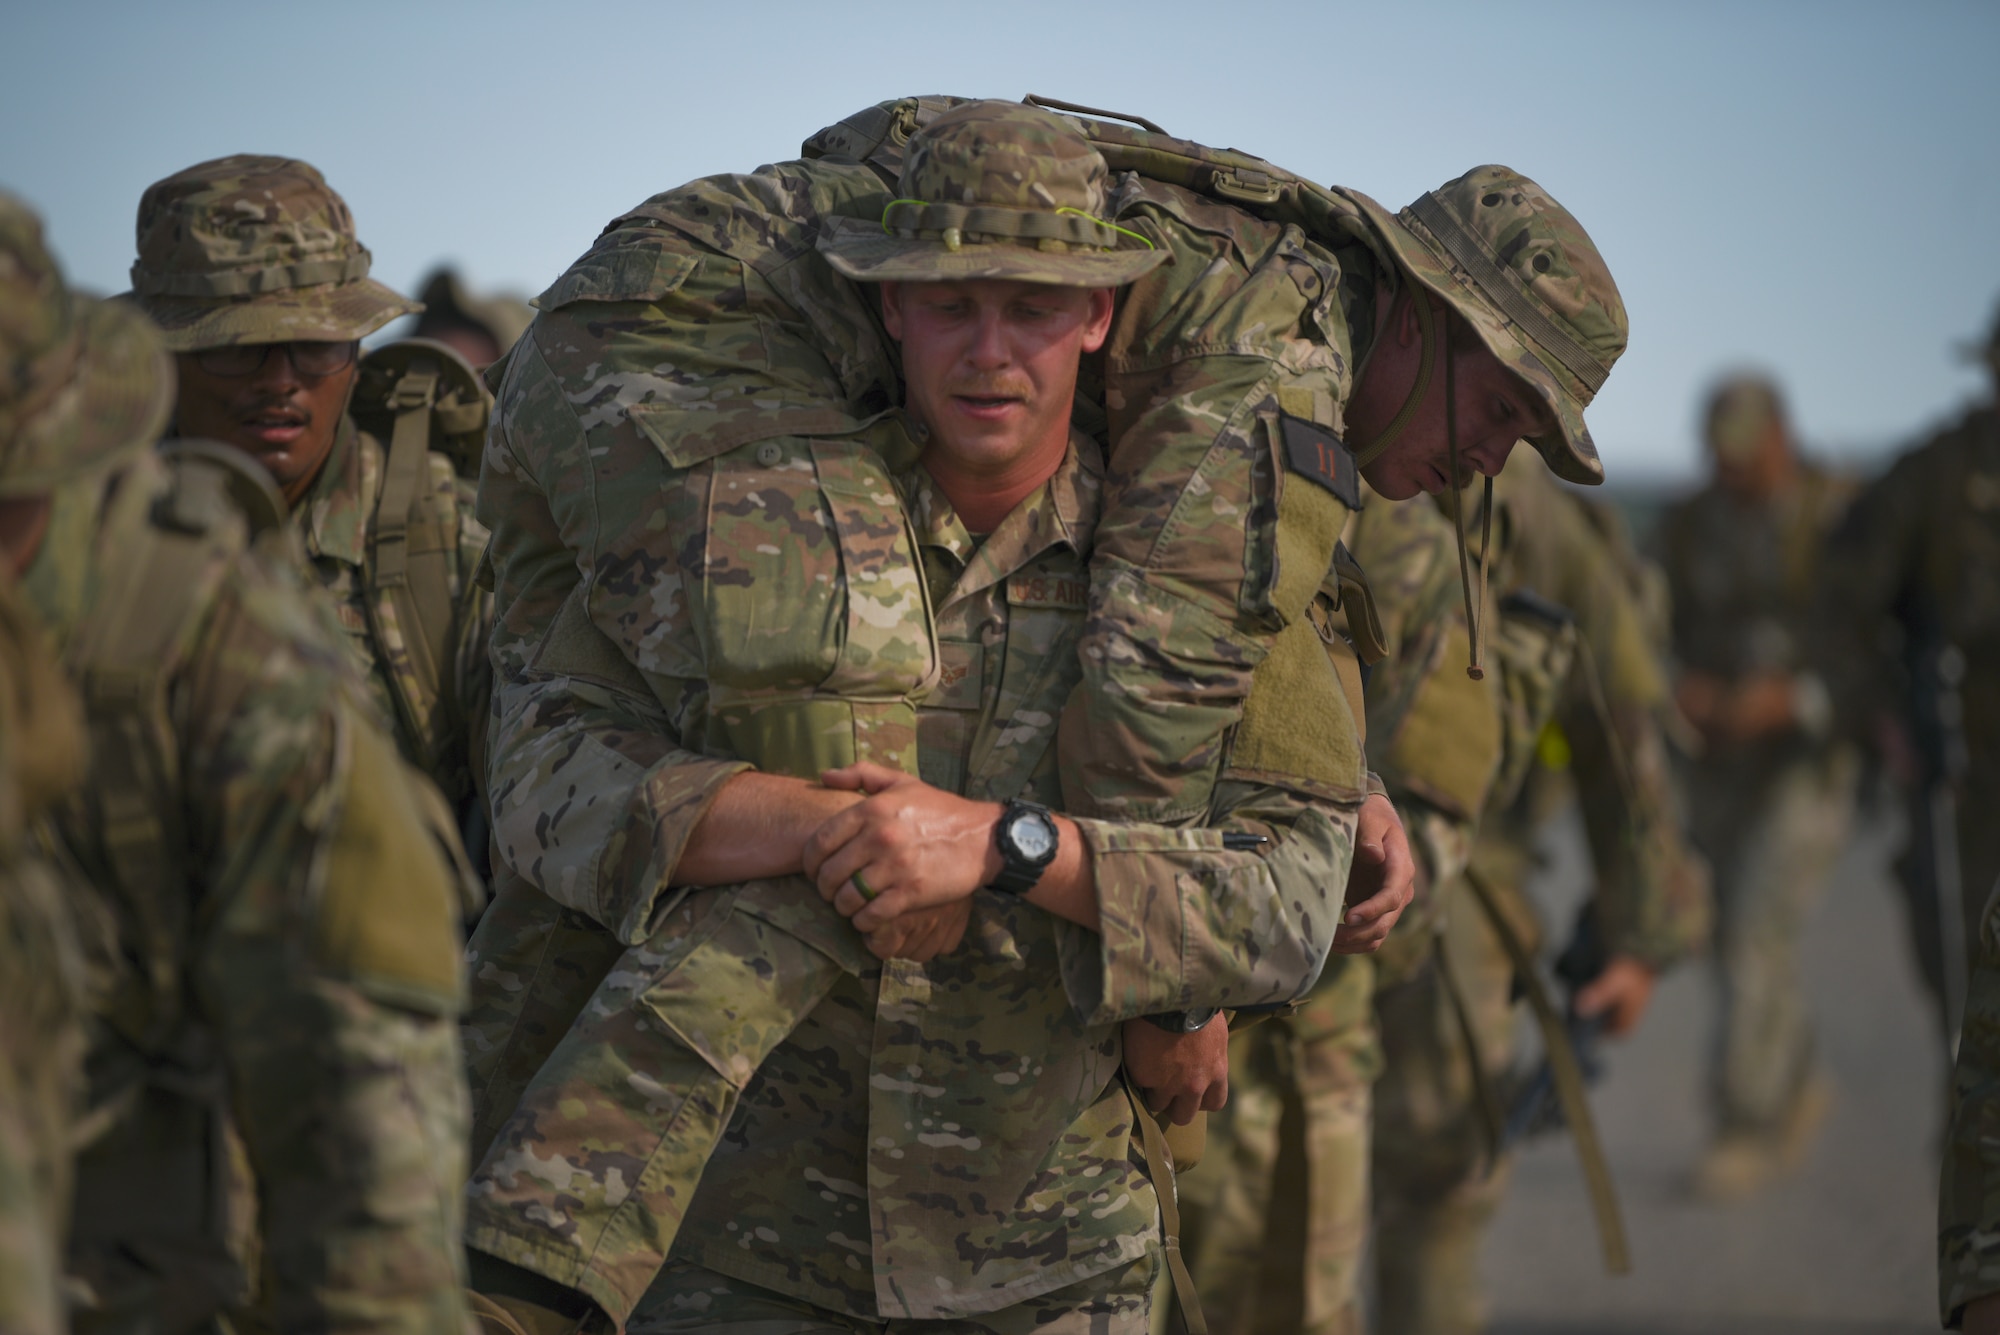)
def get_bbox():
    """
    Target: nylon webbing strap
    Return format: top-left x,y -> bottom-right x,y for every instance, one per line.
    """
1123,1073 -> 1209,1335
1462,867 -> 1631,1274
372,364 -> 438,591
1351,286 -> 1438,470
1405,193 -> 1609,397
1431,932 -> 1503,1168
65,474 -> 214,1050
